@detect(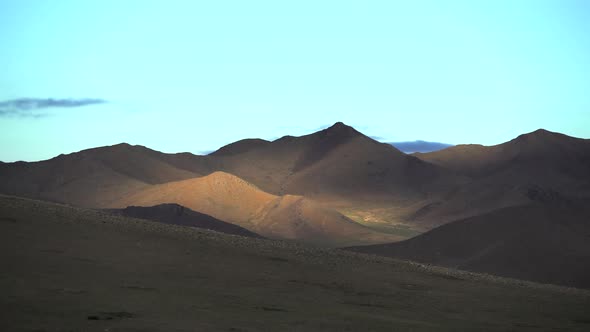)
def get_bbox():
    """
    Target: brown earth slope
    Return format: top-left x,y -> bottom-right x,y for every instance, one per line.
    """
0,143 -> 212,207
408,129 -> 590,227
114,171 -> 399,246
348,201 -> 590,289
209,138 -> 272,156
2,195 -> 590,331
415,129 -> 590,180
0,123 -> 462,232
207,122 -> 467,235
107,203 -> 262,238
2,125 -> 589,242
0,123 -> 463,240
212,122 -> 462,202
